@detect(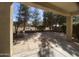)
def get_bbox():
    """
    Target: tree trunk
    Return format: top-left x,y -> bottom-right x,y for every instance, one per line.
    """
23,21 -> 26,32
15,25 -> 19,37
